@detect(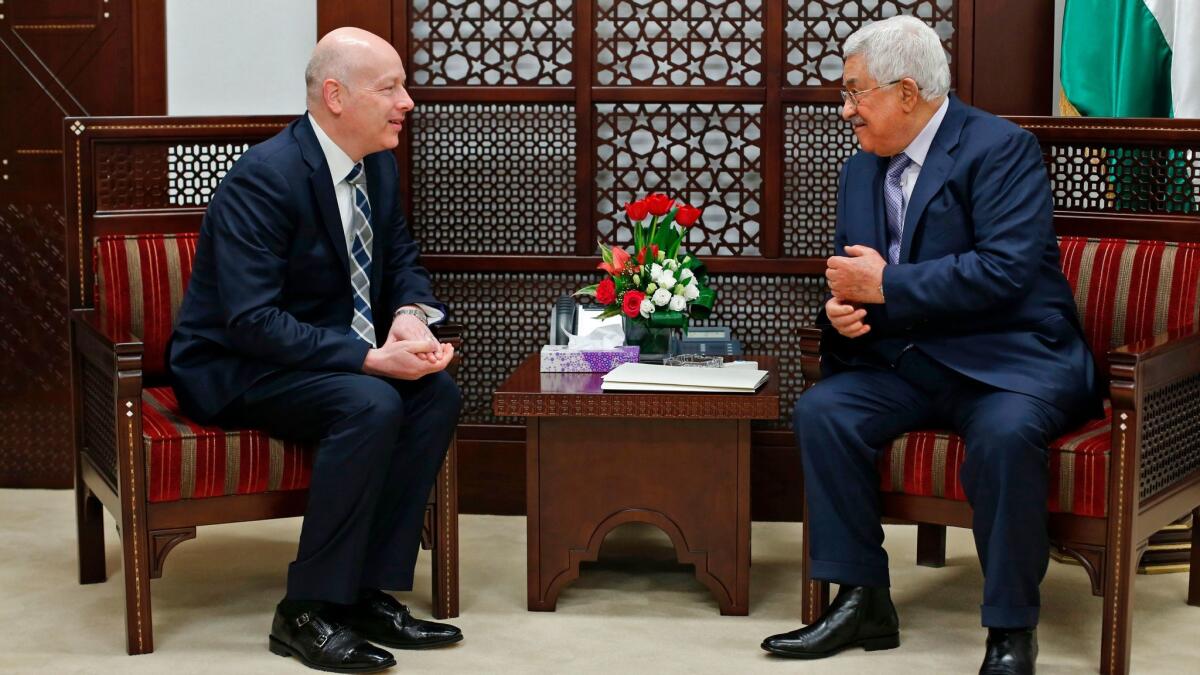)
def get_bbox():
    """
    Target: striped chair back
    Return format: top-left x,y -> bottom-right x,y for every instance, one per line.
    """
1059,236 -> 1200,379
93,233 -> 199,378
